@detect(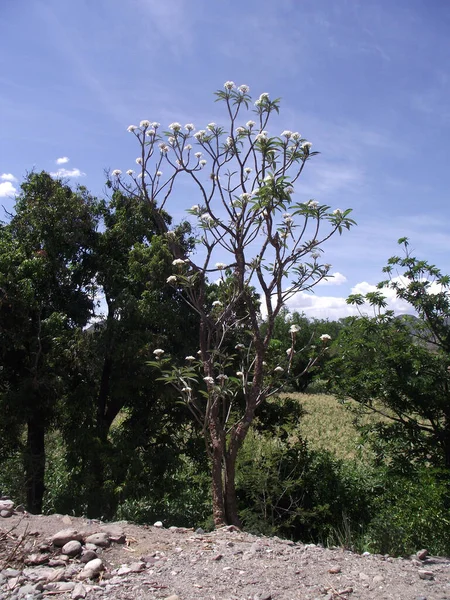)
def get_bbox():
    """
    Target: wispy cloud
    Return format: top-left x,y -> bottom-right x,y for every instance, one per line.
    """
137,0 -> 194,56
50,167 -> 85,178
56,156 -> 70,164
